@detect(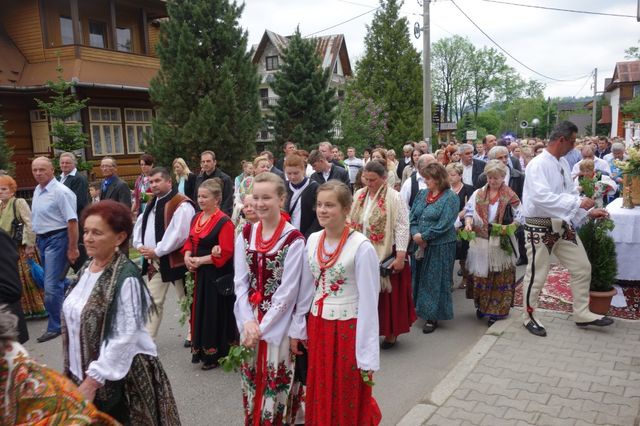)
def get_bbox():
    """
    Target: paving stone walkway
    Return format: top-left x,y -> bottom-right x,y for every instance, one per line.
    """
400,310 -> 640,426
